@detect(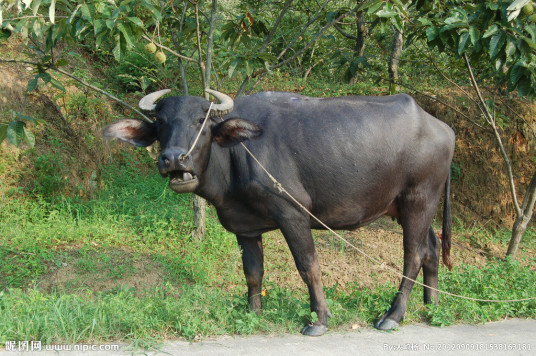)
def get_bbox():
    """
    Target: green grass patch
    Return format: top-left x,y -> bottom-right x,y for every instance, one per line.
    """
1,153 -> 535,344
1,258 -> 534,344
